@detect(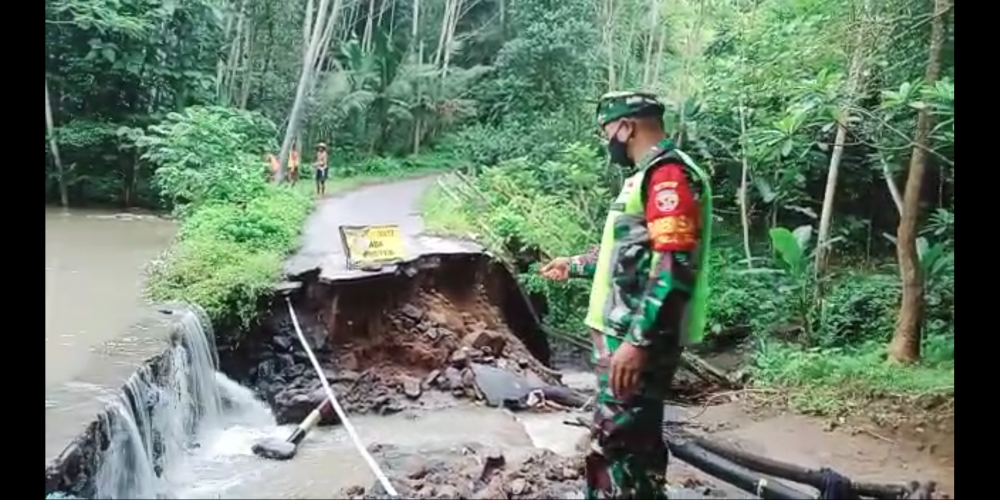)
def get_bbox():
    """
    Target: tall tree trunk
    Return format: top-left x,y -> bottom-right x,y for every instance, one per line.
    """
255,0 -> 276,105
652,23 -> 667,94
601,0 -> 616,89
238,19 -> 255,109
498,0 -> 505,40
215,2 -> 237,101
303,0 -> 315,63
411,0 -> 423,154
310,5 -> 341,95
621,14 -> 639,82
641,0 -> 660,87
225,0 -> 249,105
737,97 -> 753,268
881,157 -> 904,215
362,0 -> 376,52
814,0 -> 870,275
278,0 -> 344,181
410,0 -> 420,54
434,0 -> 456,68
889,0 -> 951,364
441,0 -> 463,76
45,79 -> 69,208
